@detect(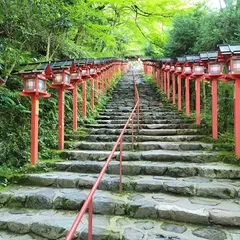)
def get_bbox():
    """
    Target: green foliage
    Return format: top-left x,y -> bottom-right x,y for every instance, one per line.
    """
164,2 -> 240,57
